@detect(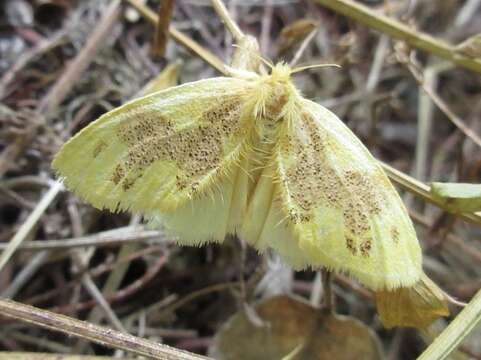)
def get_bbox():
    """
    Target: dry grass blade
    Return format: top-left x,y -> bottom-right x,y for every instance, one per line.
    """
310,0 -> 481,74
0,299 -> 211,360
125,0 -> 226,73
